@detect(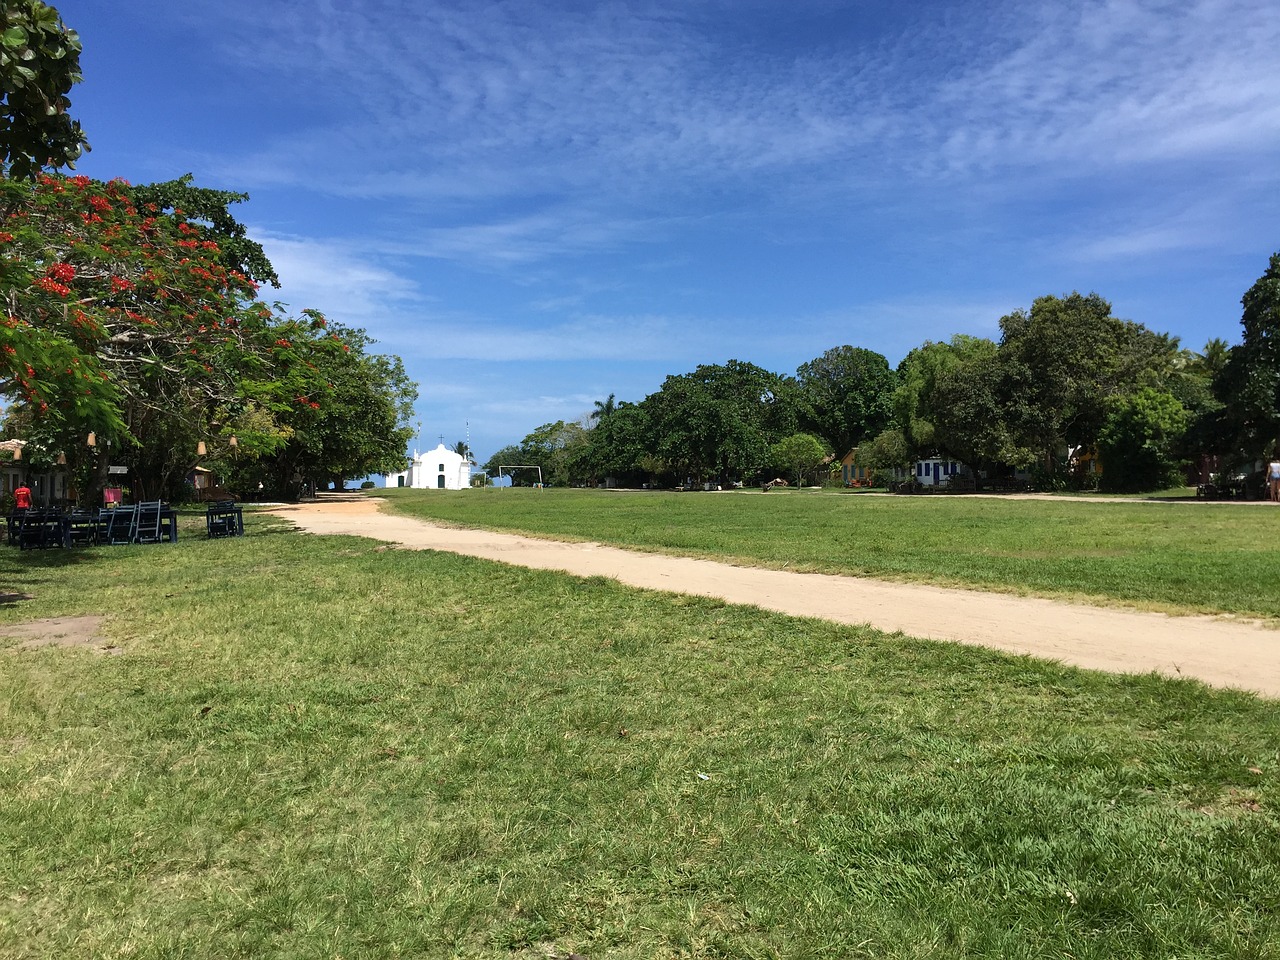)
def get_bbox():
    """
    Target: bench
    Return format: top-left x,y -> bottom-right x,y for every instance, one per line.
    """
206,500 -> 244,539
